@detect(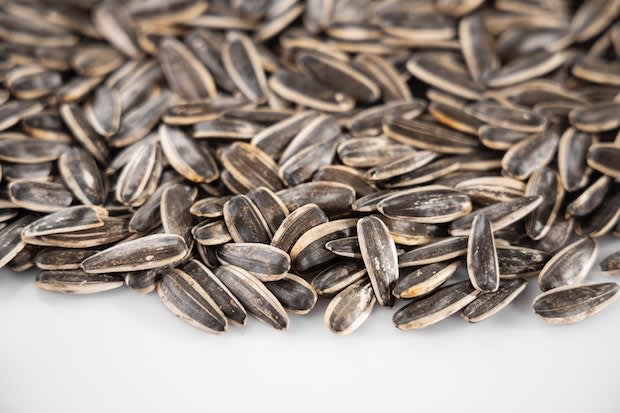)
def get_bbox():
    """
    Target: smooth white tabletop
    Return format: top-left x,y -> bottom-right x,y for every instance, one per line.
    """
1,237 -> 619,413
